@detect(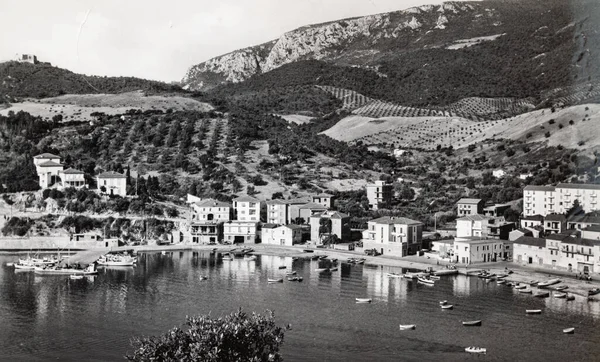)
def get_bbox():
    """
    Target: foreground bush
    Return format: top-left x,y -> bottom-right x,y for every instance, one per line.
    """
126,309 -> 288,362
